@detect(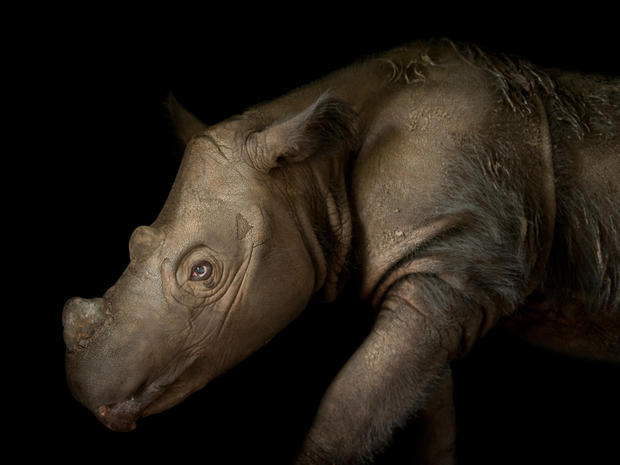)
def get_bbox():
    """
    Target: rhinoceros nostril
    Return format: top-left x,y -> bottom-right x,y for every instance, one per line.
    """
62,297 -> 107,350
